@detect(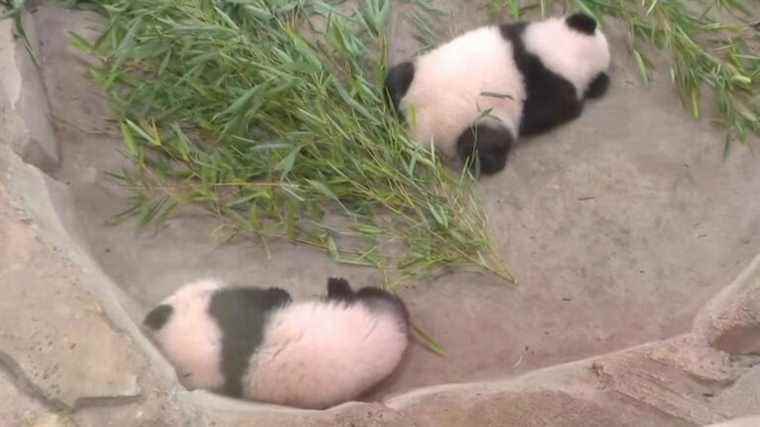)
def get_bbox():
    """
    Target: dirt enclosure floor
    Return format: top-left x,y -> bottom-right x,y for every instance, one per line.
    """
2,1 -> 760,426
